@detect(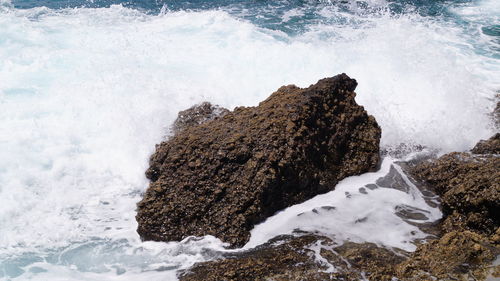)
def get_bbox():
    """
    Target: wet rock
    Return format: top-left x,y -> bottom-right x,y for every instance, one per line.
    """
179,234 -> 405,281
331,241 -> 407,280
177,134 -> 500,281
180,231 -> 498,281
471,133 -> 500,154
171,102 -> 229,134
411,152 -> 499,235
179,235 -> 331,281
405,134 -> 500,280
136,74 -> 381,247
